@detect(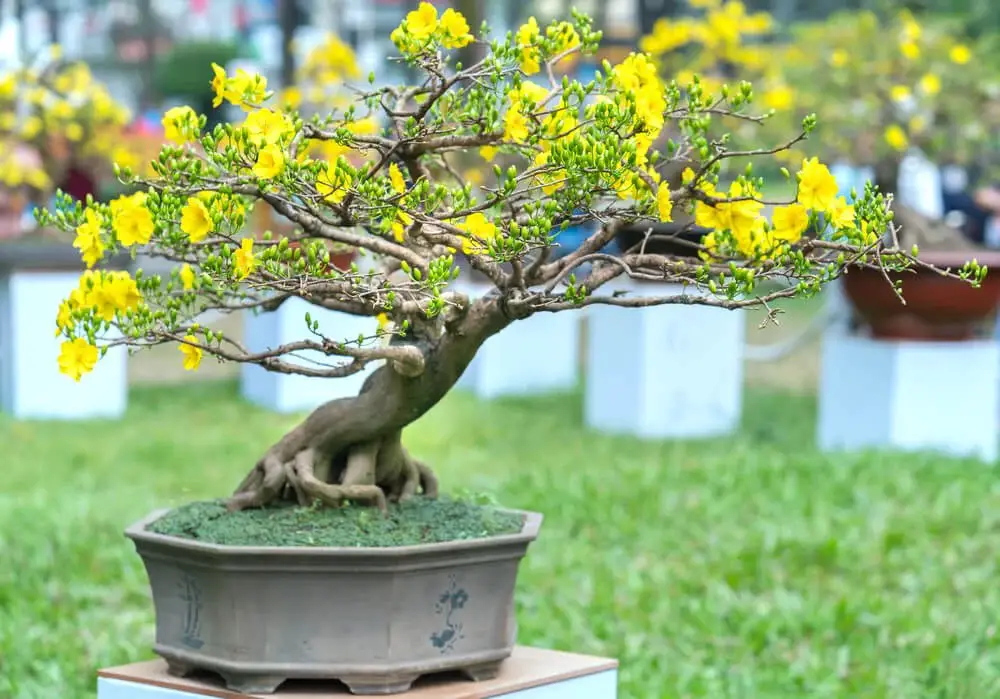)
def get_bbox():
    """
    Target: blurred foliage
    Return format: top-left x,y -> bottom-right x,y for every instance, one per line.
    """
763,9 -> 1000,170
0,46 -> 137,225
